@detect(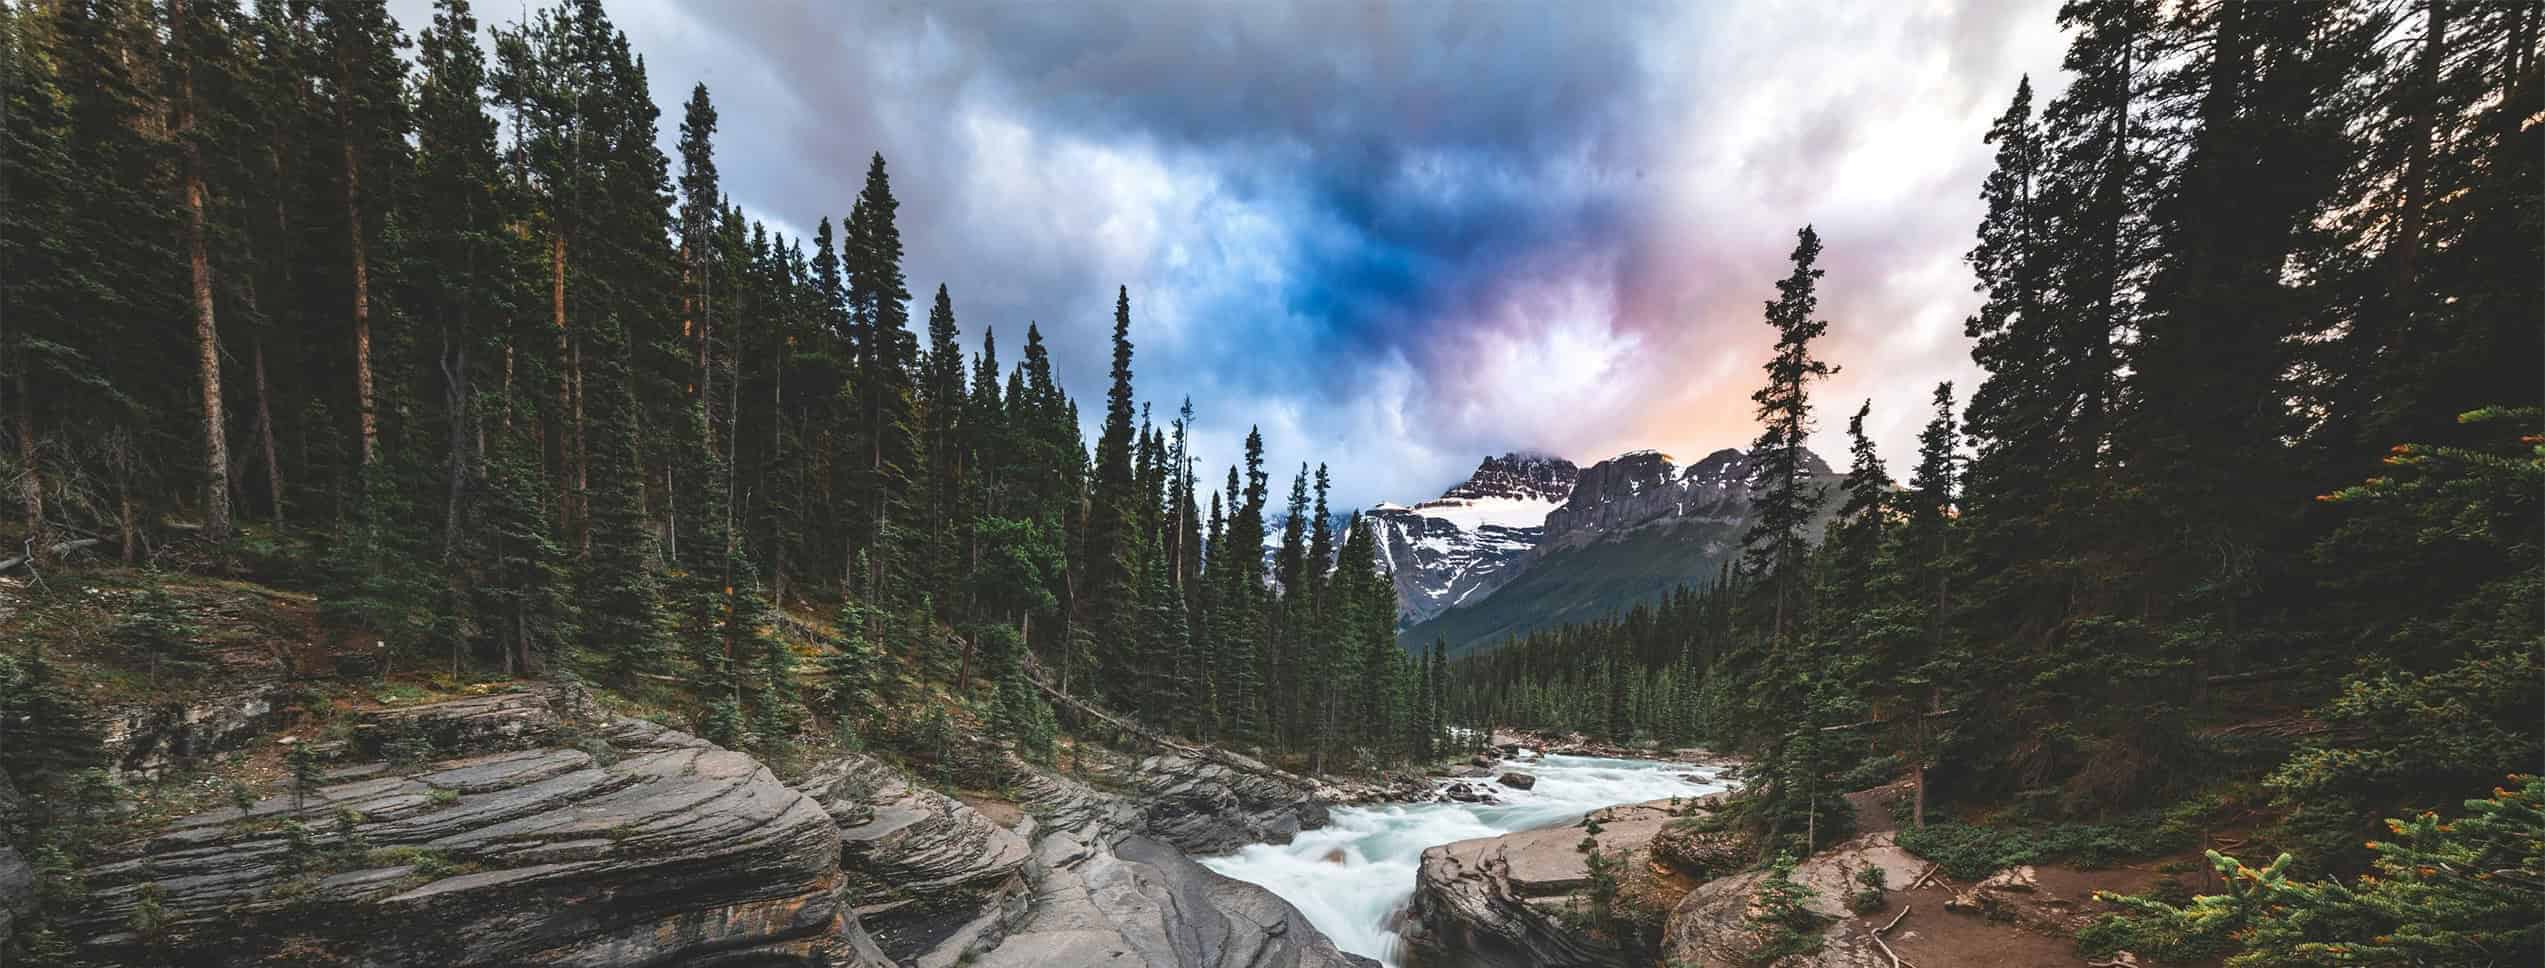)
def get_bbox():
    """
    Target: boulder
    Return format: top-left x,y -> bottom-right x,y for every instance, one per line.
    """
0,772 -> 27,946
1648,818 -> 1748,881
68,701 -> 886,967
1498,771 -> 1537,790
1400,800 -> 1686,968
0,844 -> 29,951
978,766 -> 1376,968
1659,832 -> 1926,968
101,682 -> 288,780
348,687 -> 604,760
795,754 -> 1031,966
1079,751 -> 1329,855
1944,864 -> 2075,932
